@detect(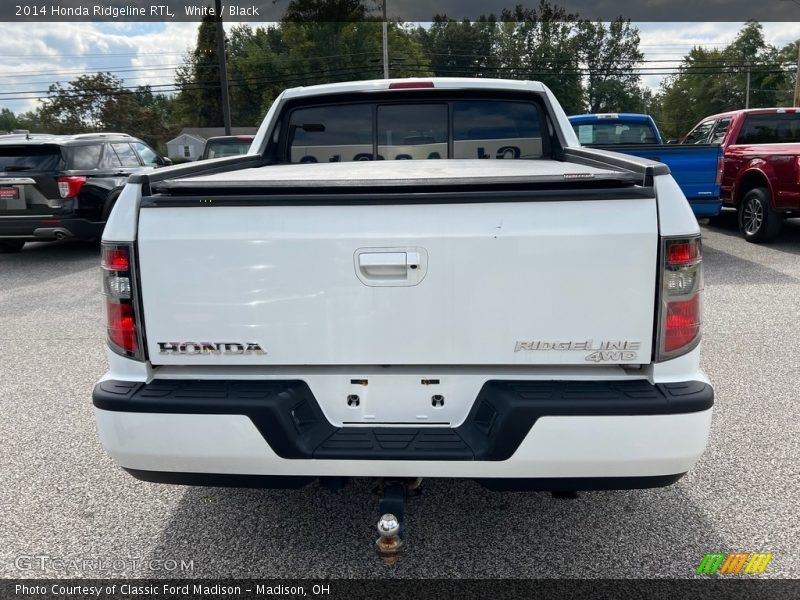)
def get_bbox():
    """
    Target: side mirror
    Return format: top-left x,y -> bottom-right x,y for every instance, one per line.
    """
666,139 -> 679,144
157,156 -> 173,167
